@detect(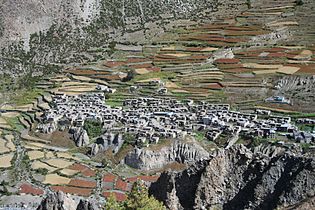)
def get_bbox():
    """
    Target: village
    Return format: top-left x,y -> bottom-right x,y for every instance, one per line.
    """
37,92 -> 315,156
